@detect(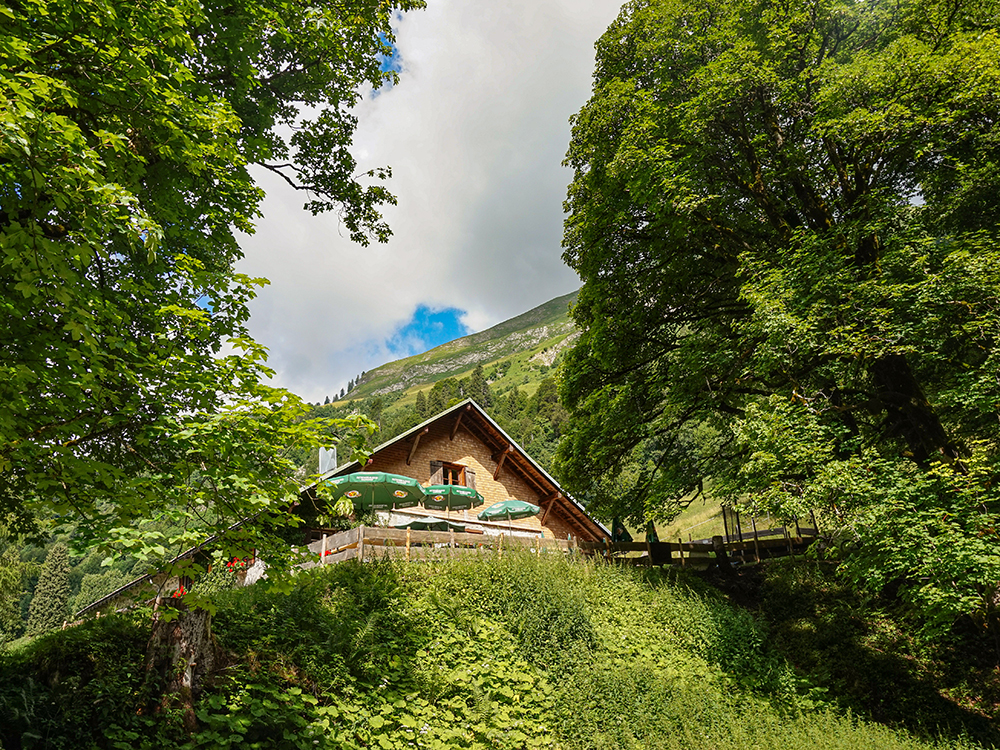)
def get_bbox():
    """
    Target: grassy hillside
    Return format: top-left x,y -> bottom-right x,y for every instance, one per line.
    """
297,292 -> 581,478
341,289 -> 579,402
2,555 -> 996,749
